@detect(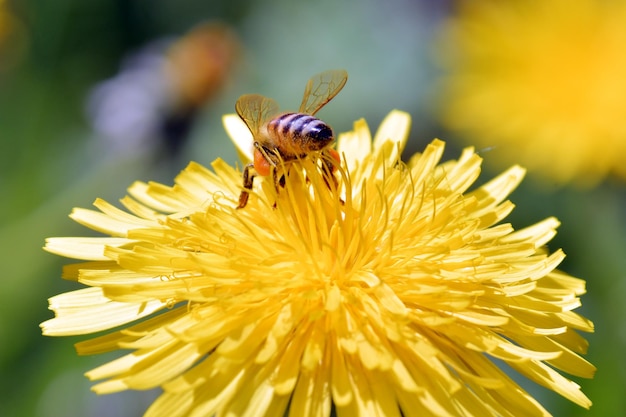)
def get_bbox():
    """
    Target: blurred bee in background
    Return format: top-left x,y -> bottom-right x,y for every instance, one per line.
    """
235,69 -> 348,208
88,22 -> 239,159
0,0 -> 28,73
